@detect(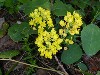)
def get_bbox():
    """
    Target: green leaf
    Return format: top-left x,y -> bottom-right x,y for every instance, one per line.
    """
8,22 -> 33,42
53,0 -> 74,16
81,24 -> 100,56
0,50 -> 19,58
78,63 -> 88,71
96,71 -> 100,75
22,0 -> 50,15
8,24 -> 24,42
61,44 -> 83,64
